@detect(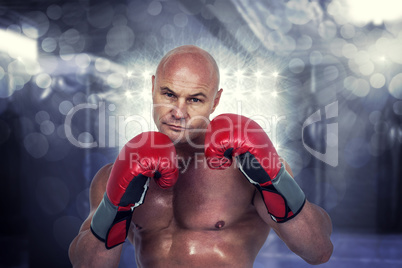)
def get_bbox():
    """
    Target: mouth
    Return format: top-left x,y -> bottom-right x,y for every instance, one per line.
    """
164,123 -> 188,131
